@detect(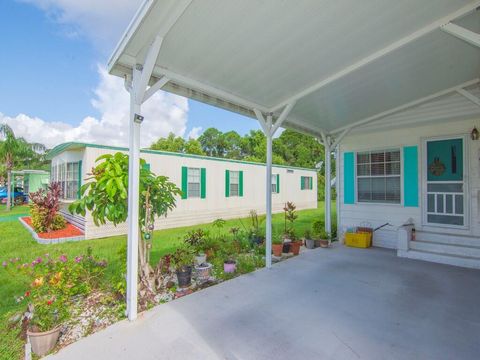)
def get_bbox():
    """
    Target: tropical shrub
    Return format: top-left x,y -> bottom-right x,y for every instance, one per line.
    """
29,182 -> 66,233
171,246 -> 195,270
